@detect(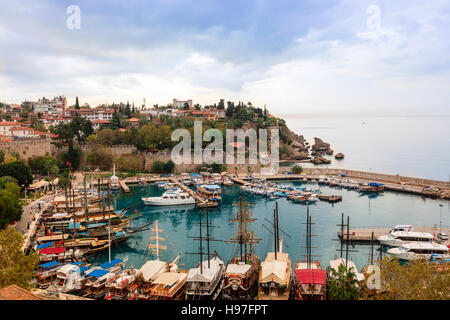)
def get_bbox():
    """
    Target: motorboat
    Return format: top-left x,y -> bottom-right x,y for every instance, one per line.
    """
109,164 -> 121,191
387,242 -> 450,261
142,191 -> 195,206
378,231 -> 434,247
